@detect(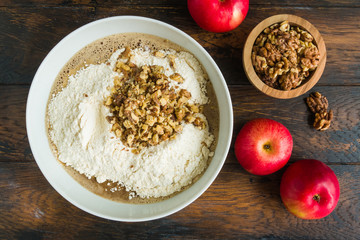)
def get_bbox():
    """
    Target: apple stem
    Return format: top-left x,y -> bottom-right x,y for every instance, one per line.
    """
313,194 -> 321,203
